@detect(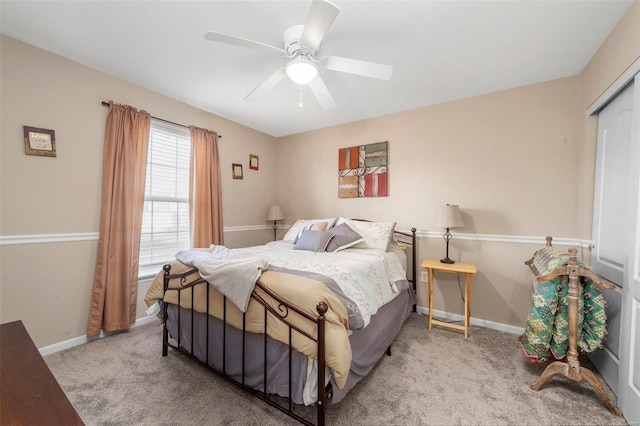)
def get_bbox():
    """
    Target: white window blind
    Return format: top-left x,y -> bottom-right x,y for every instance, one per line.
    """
139,122 -> 191,279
